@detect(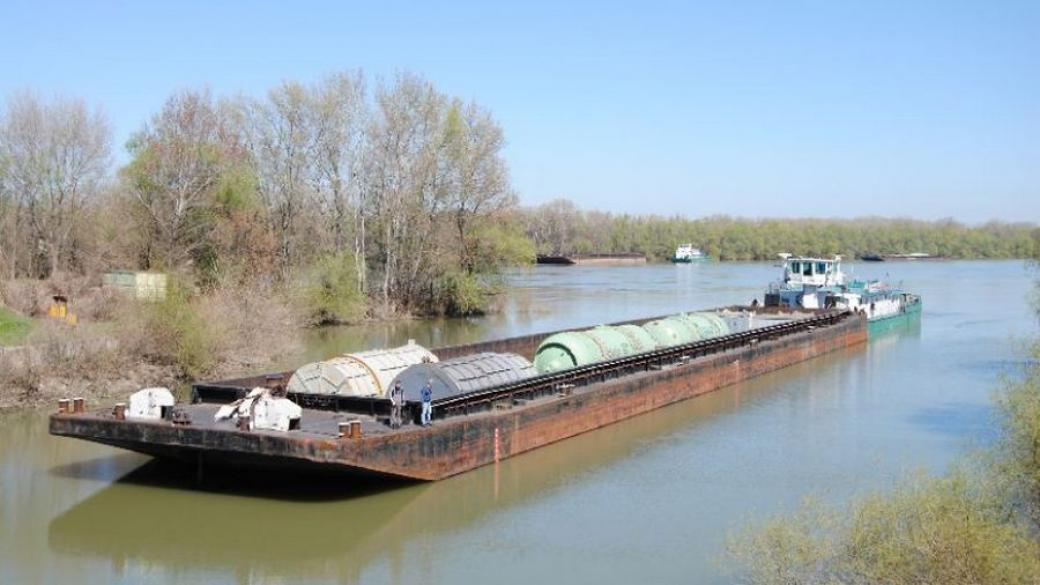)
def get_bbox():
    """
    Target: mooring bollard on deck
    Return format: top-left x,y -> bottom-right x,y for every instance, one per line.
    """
58,399 -> 70,414
72,397 -> 85,413
338,420 -> 363,439
113,403 -> 126,420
